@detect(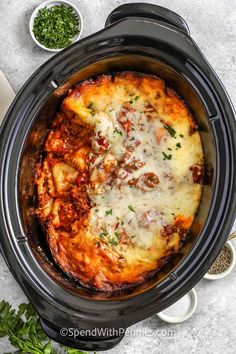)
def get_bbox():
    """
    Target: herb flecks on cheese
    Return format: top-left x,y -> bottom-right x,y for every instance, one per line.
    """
37,72 -> 203,291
